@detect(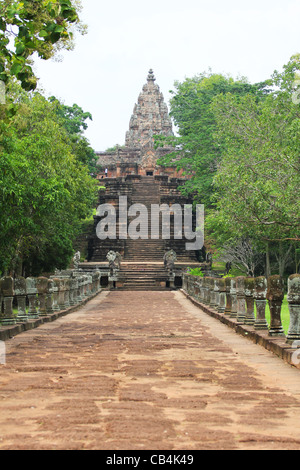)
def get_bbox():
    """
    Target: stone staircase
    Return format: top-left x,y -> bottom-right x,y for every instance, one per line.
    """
124,177 -> 165,262
88,175 -> 201,290
117,263 -> 171,291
